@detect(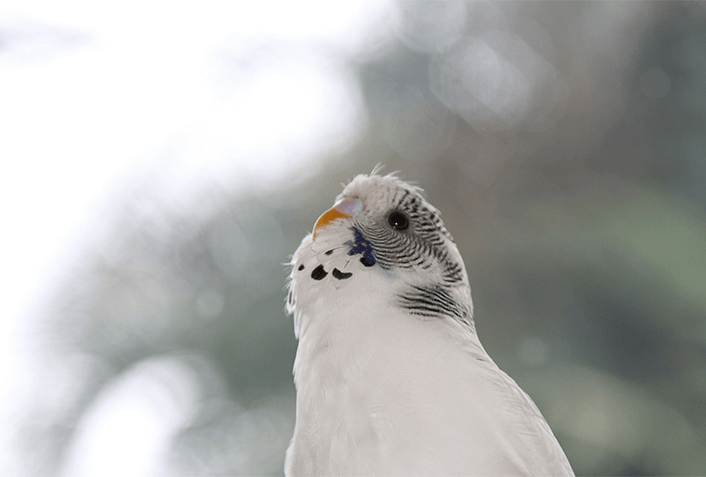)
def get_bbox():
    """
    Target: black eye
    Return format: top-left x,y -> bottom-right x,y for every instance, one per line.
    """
388,211 -> 409,231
